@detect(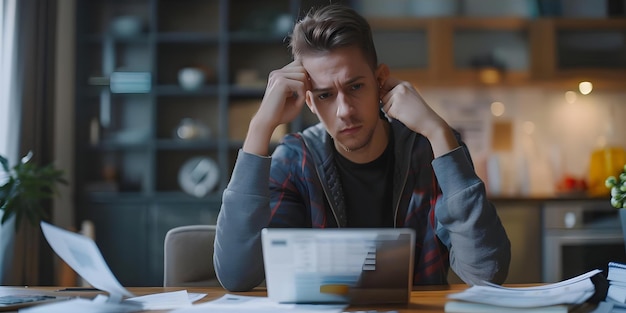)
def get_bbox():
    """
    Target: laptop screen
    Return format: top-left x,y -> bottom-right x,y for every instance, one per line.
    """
261,228 -> 415,304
